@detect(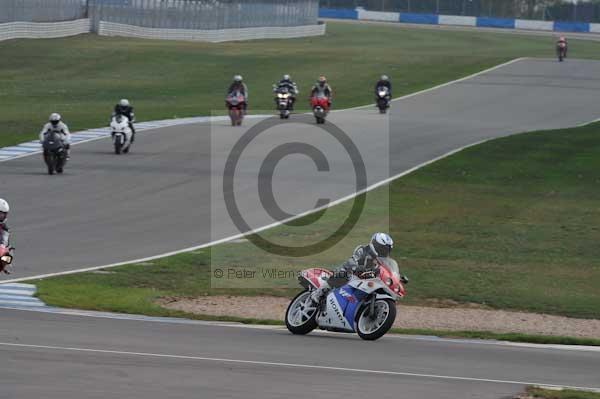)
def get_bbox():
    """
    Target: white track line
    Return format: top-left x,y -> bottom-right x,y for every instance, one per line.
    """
1,341 -> 599,391
3,306 -> 600,353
